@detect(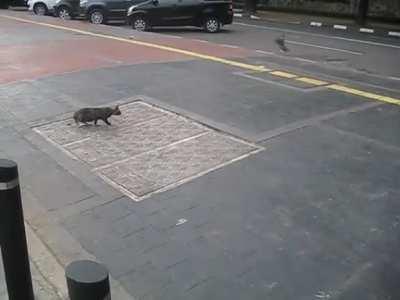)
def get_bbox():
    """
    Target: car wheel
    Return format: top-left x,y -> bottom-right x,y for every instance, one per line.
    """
132,16 -> 149,31
204,16 -> 220,33
33,3 -> 47,15
89,9 -> 106,24
58,6 -> 72,20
